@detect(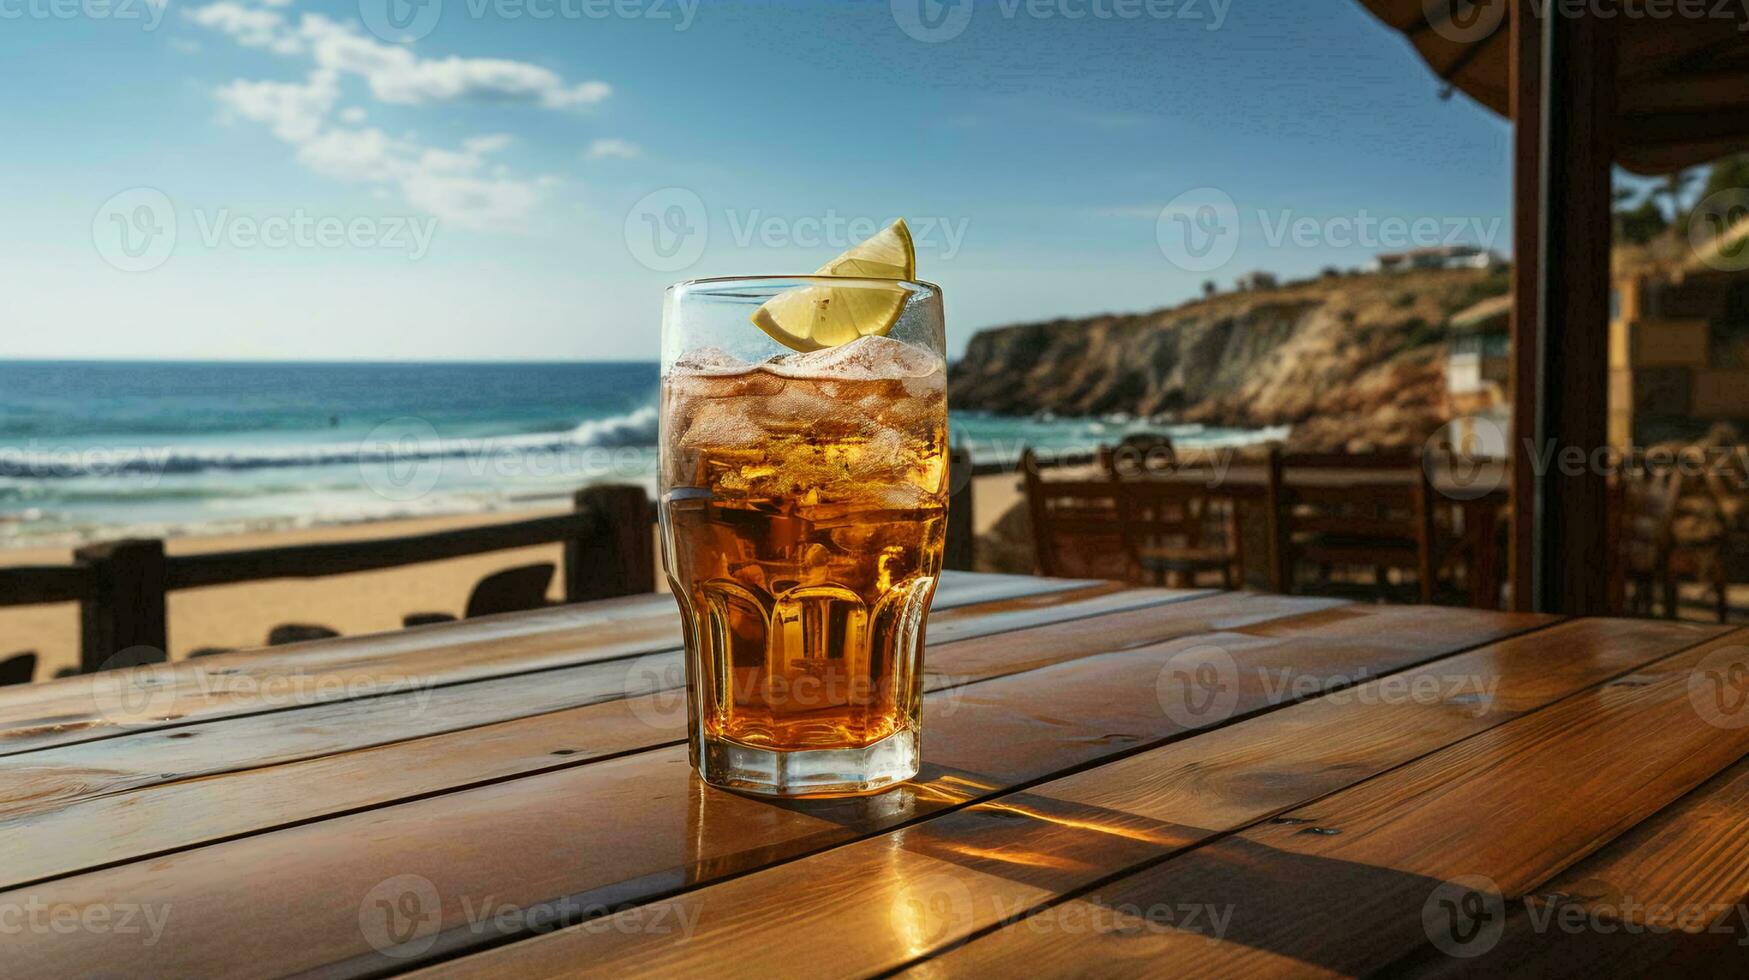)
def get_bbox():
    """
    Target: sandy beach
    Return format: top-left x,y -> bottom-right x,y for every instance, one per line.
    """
0,474 -> 1029,682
